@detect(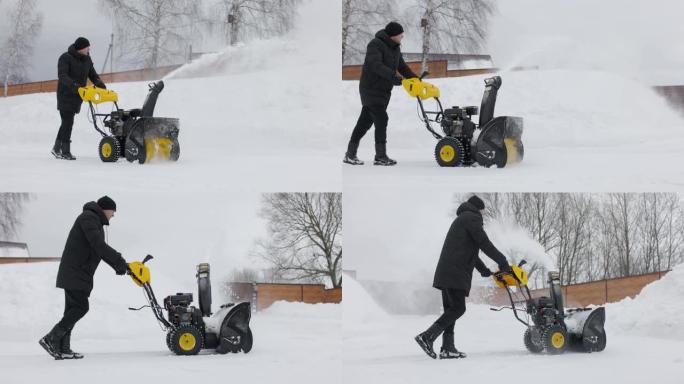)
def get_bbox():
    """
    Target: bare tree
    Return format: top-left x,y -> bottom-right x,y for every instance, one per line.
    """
209,0 -> 299,46
411,0 -> 494,72
99,0 -> 200,68
342,0 -> 392,64
256,193 -> 342,288
1,0 -> 42,93
0,193 -> 32,240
